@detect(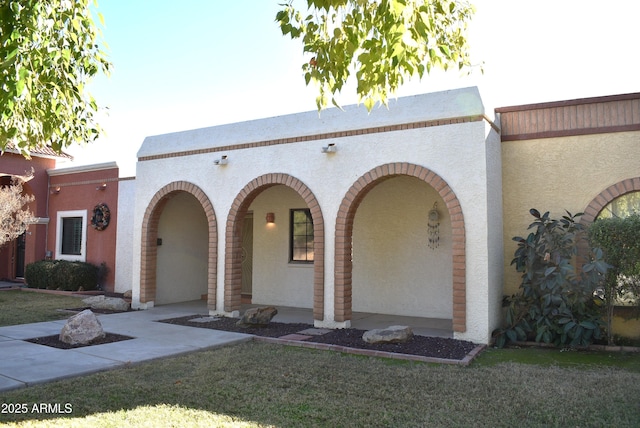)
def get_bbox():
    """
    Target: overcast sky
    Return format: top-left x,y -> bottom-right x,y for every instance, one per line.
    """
65,0 -> 640,176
